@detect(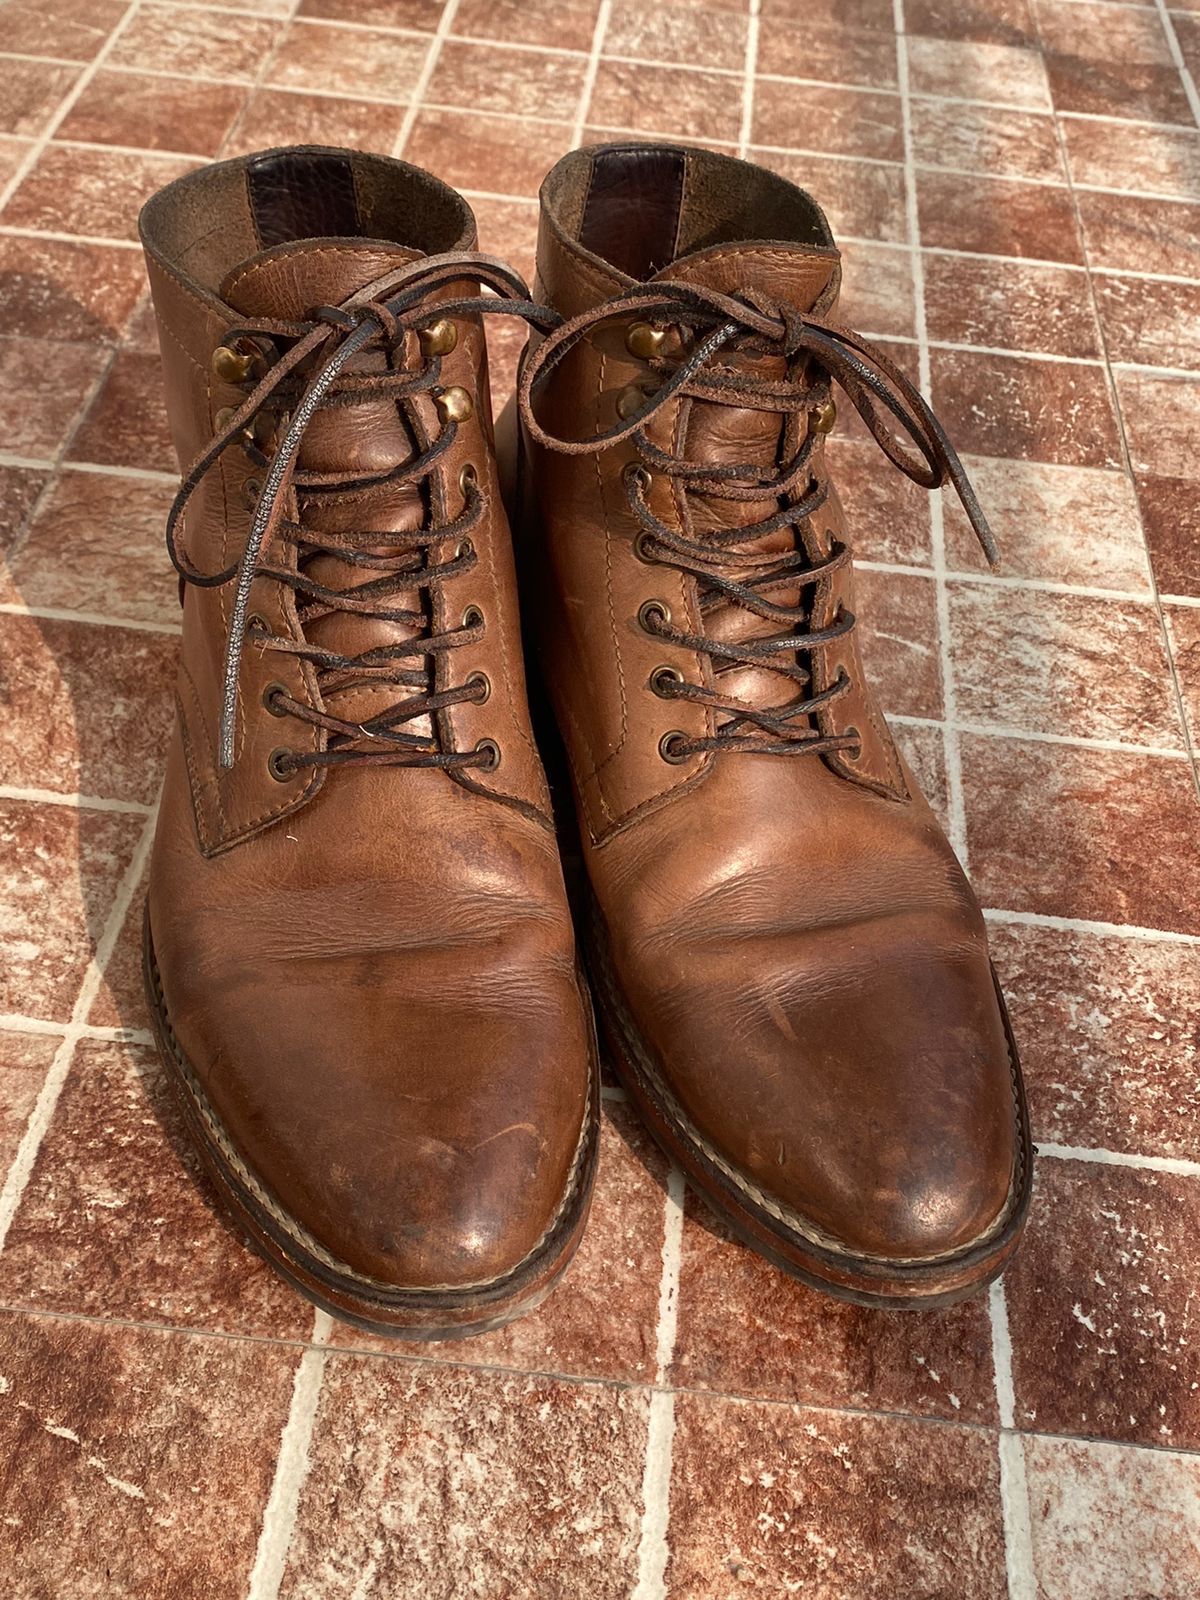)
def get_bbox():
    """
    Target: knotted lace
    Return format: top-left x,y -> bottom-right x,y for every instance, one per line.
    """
167,253 -> 558,773
518,279 -> 999,760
